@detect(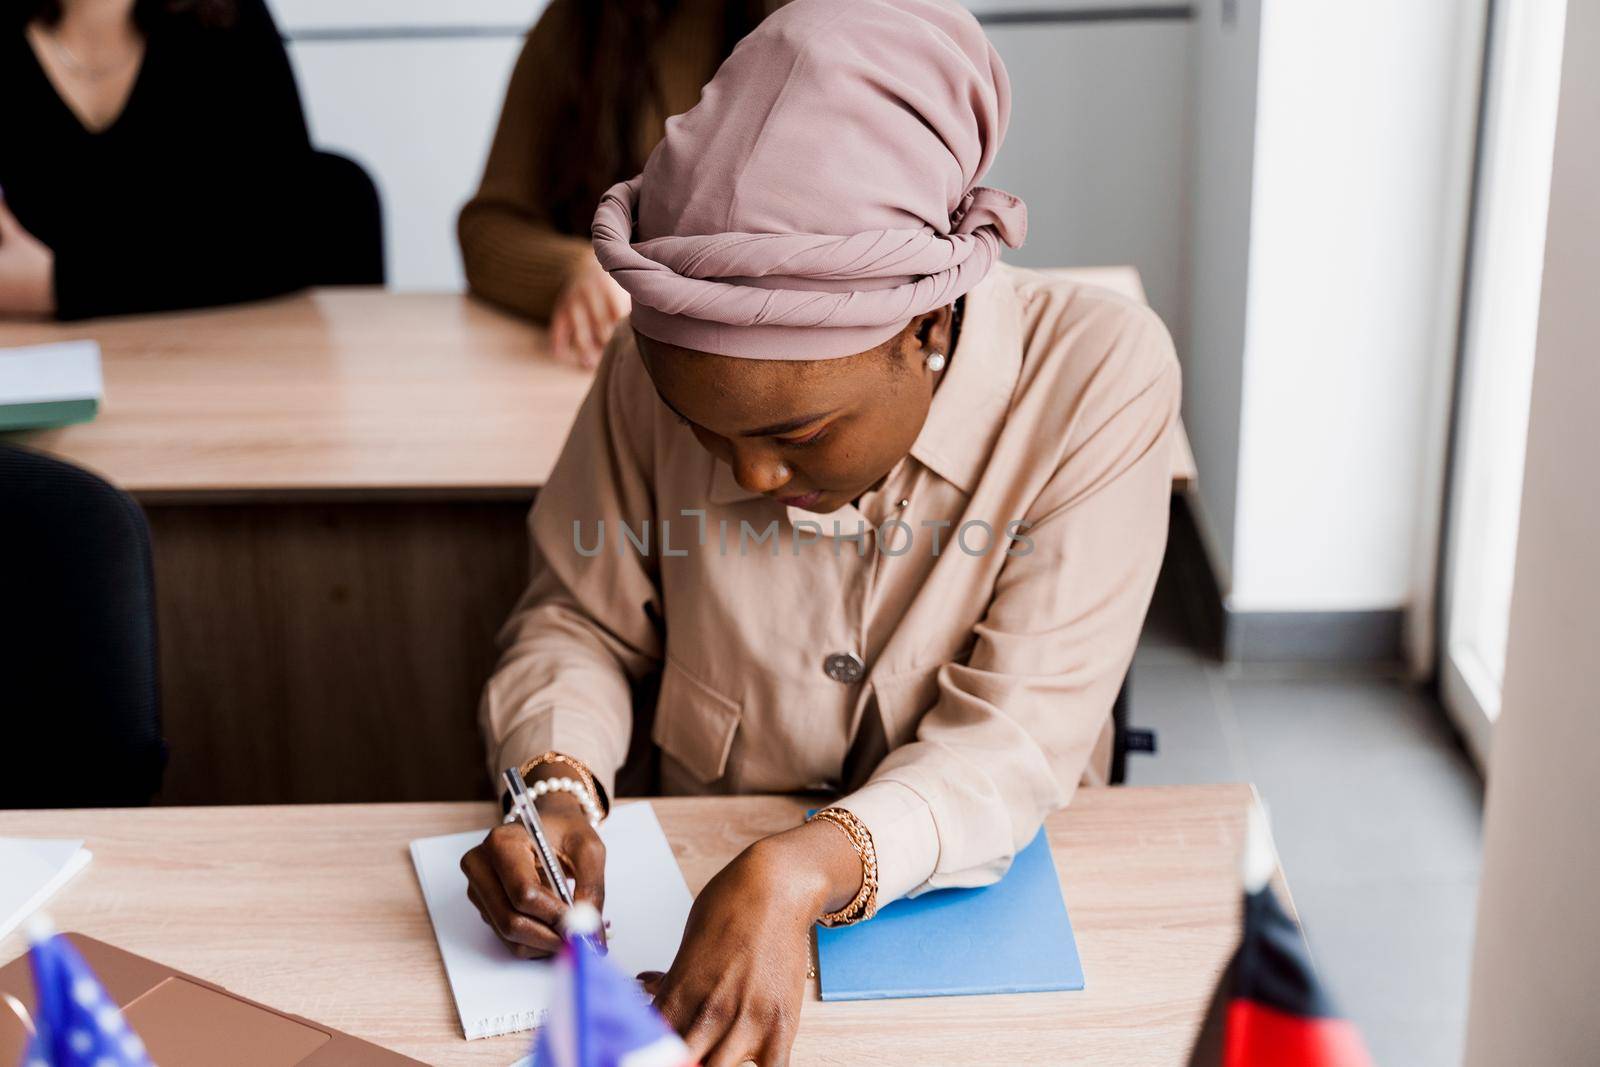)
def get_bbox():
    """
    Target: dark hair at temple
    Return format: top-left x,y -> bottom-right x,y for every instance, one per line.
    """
543,0 -> 783,237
